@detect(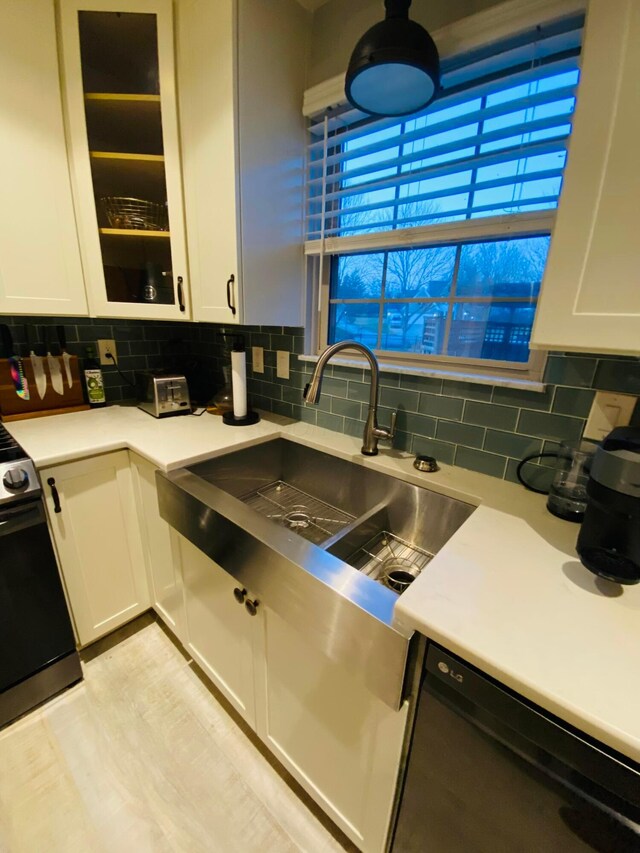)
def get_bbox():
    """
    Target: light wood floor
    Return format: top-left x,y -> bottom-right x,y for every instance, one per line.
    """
0,617 -> 352,853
